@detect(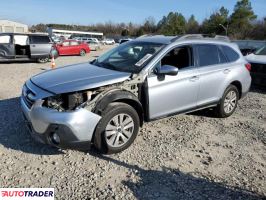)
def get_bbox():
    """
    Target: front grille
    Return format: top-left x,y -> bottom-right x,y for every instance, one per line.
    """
22,85 -> 35,109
